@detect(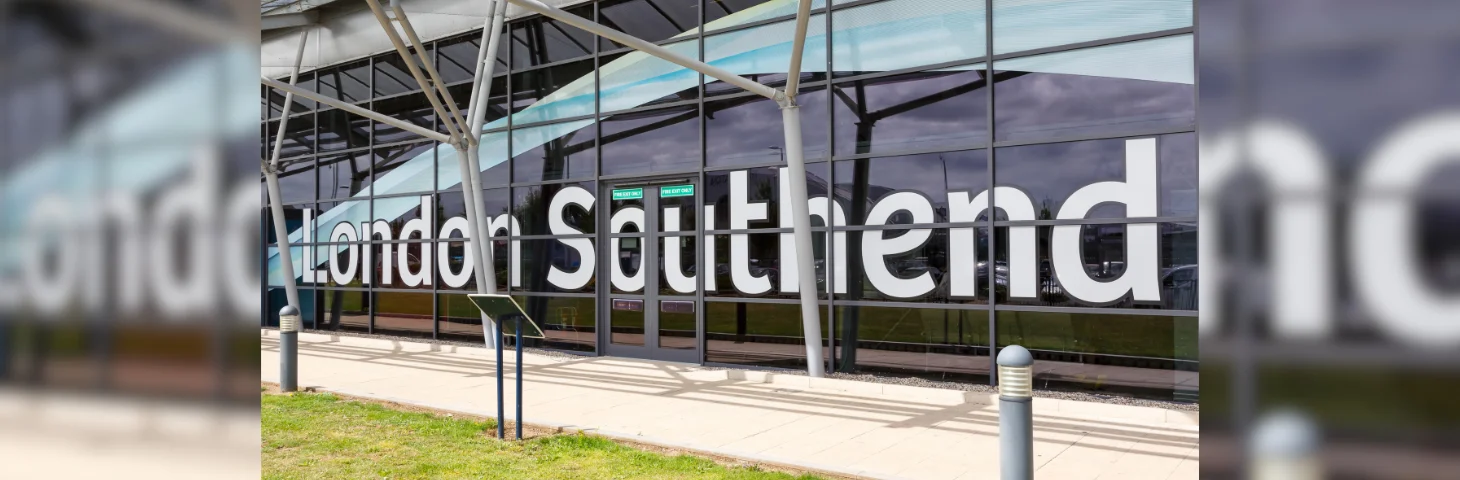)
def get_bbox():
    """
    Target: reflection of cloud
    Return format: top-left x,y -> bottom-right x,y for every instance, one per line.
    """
995,72 -> 1193,142
830,70 -> 989,154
